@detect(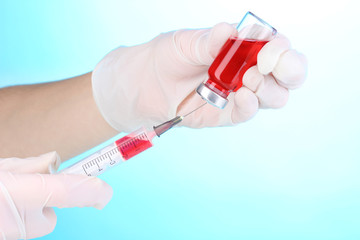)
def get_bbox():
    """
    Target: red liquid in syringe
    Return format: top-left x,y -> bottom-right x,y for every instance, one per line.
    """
205,38 -> 268,97
115,131 -> 155,160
